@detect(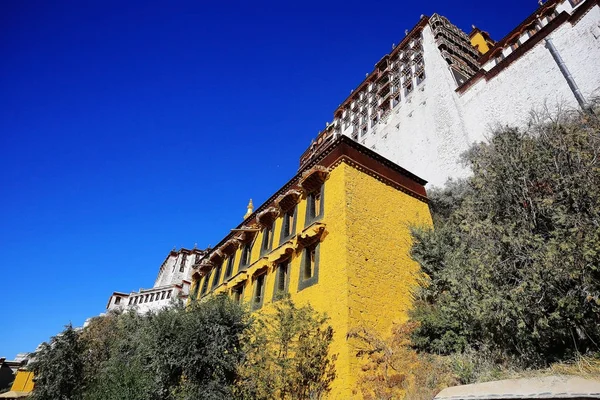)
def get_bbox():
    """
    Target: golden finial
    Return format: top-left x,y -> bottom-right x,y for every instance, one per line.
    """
244,199 -> 254,219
